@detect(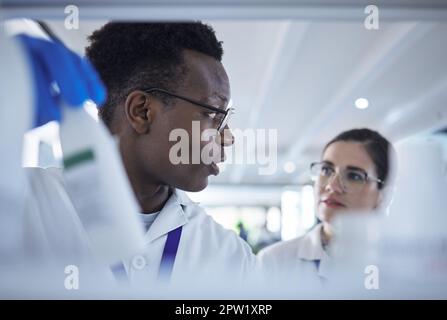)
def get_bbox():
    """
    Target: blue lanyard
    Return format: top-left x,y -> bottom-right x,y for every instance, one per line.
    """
313,259 -> 320,270
111,226 -> 183,282
313,259 -> 327,283
158,225 -> 182,281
